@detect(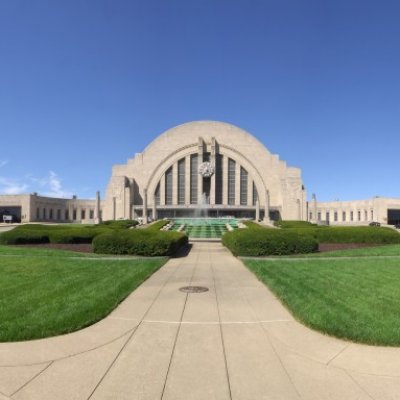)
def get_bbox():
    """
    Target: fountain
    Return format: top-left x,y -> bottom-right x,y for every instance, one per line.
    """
194,192 -> 209,219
